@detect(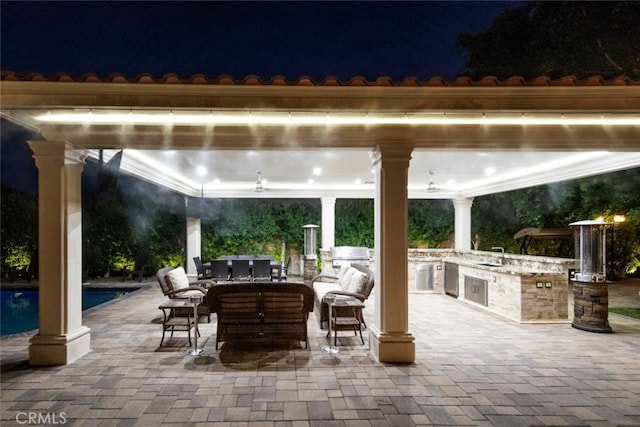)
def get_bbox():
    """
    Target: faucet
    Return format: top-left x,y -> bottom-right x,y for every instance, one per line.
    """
491,247 -> 505,265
